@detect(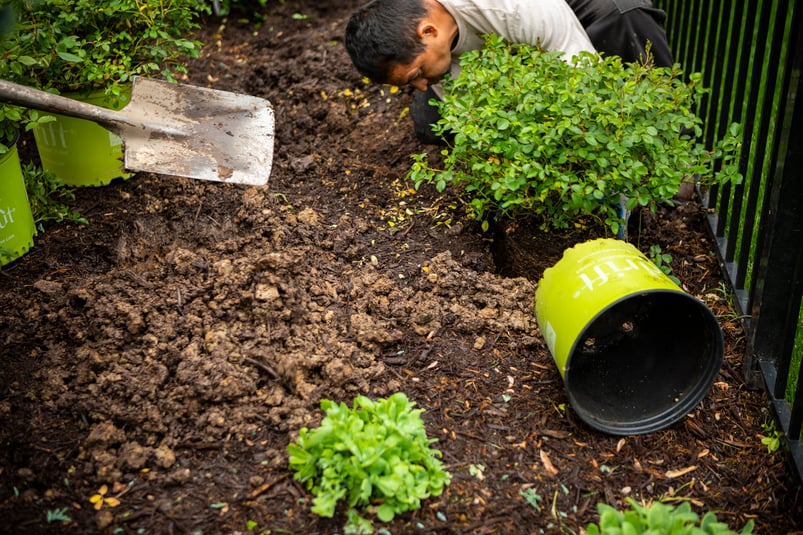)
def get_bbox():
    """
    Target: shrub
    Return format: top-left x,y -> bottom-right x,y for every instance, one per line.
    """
407,34 -> 743,236
0,0 -> 209,101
